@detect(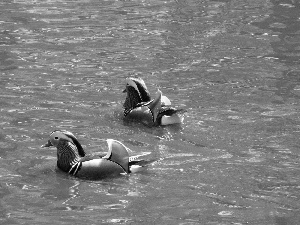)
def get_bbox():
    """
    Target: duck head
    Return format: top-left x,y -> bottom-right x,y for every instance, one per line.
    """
42,130 -> 86,157
123,77 -> 152,109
